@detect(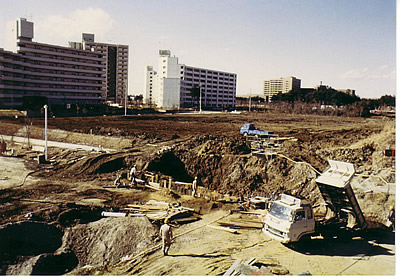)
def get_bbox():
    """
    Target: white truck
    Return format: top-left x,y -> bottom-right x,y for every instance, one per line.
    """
263,160 -> 368,243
